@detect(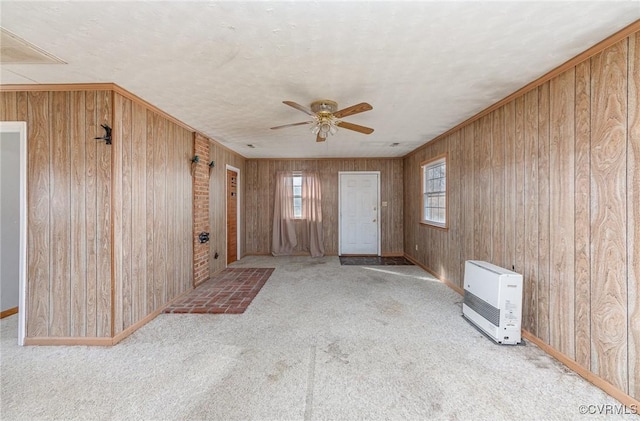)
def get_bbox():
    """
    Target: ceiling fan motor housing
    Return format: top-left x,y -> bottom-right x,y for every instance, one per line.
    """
311,99 -> 338,114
